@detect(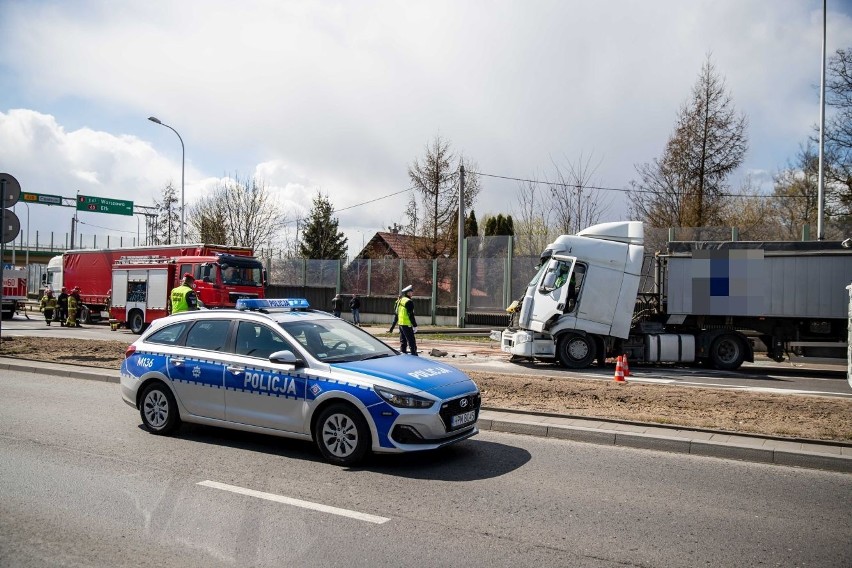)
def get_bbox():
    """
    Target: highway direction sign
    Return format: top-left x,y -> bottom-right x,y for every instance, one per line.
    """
77,194 -> 133,216
20,192 -> 63,206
